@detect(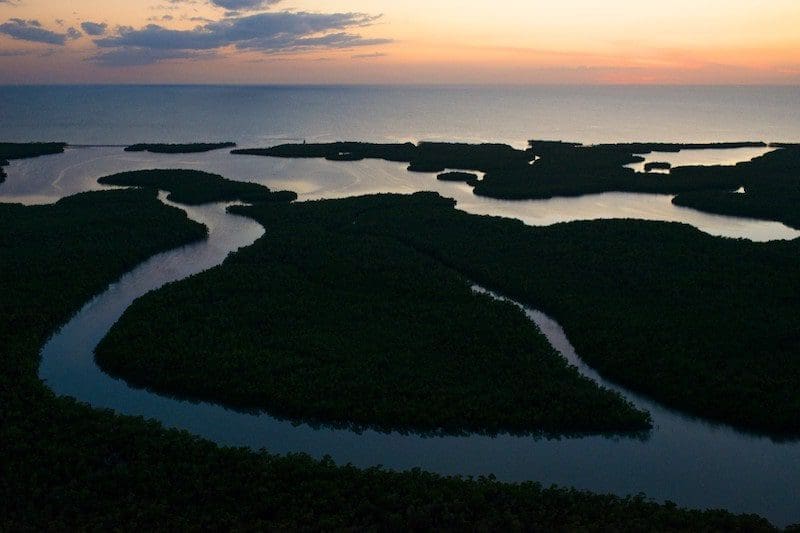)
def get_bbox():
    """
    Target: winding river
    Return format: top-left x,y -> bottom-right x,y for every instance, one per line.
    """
3,148 -> 798,527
